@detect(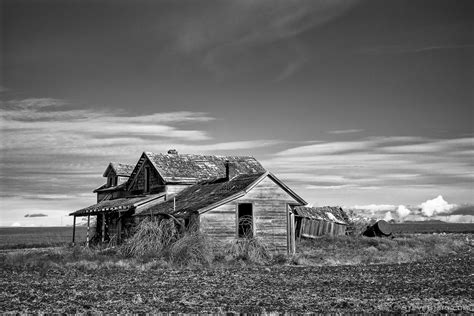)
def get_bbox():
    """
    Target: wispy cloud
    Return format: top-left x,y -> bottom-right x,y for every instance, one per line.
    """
173,0 -> 359,80
327,129 -> 364,135
0,98 -> 283,211
359,44 -> 474,55
262,136 -> 474,203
